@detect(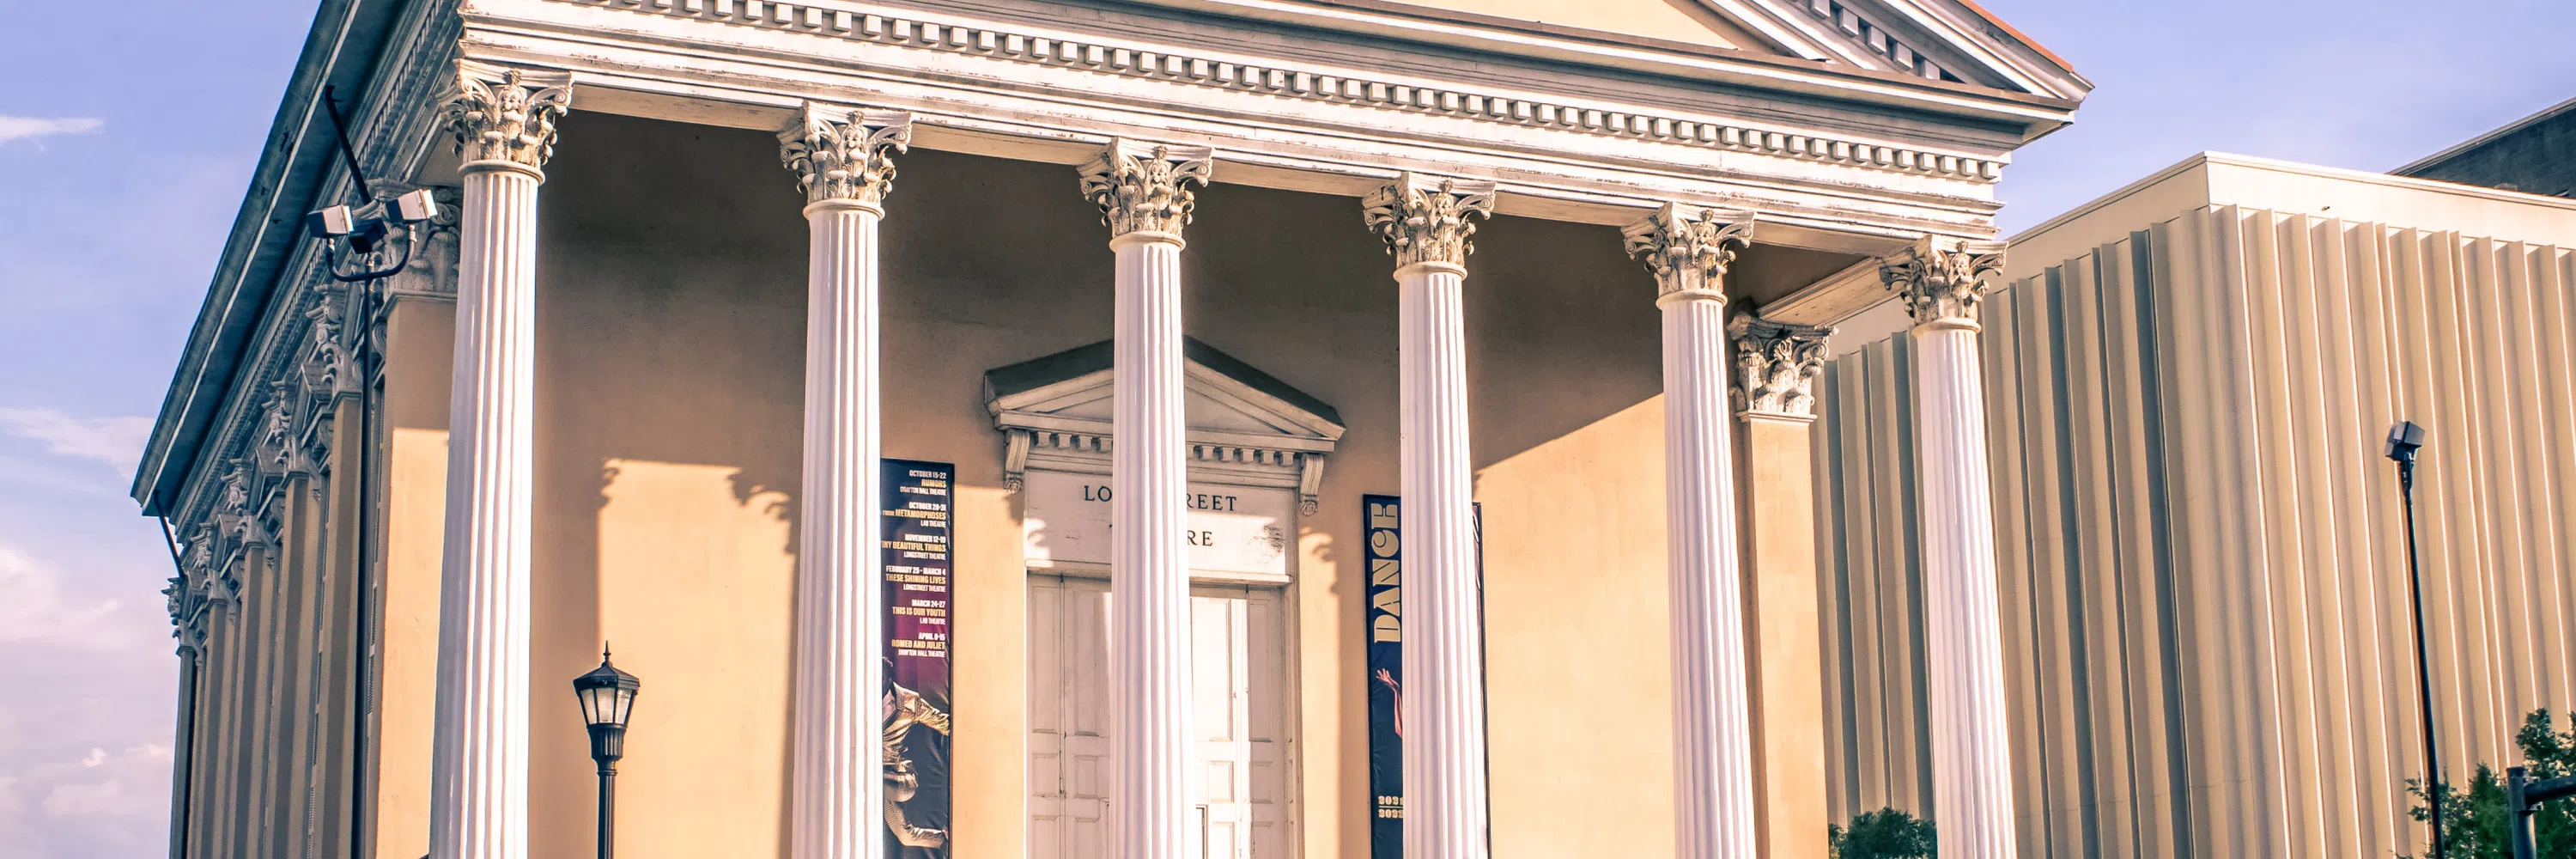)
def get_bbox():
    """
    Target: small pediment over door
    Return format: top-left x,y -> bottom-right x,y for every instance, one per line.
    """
984,338 -> 1346,513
